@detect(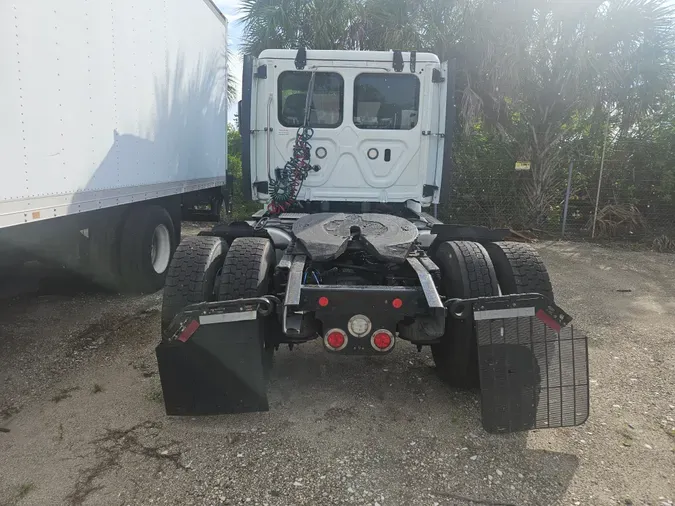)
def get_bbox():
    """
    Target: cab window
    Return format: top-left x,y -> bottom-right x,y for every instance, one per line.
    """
353,74 -> 420,130
278,71 -> 344,128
